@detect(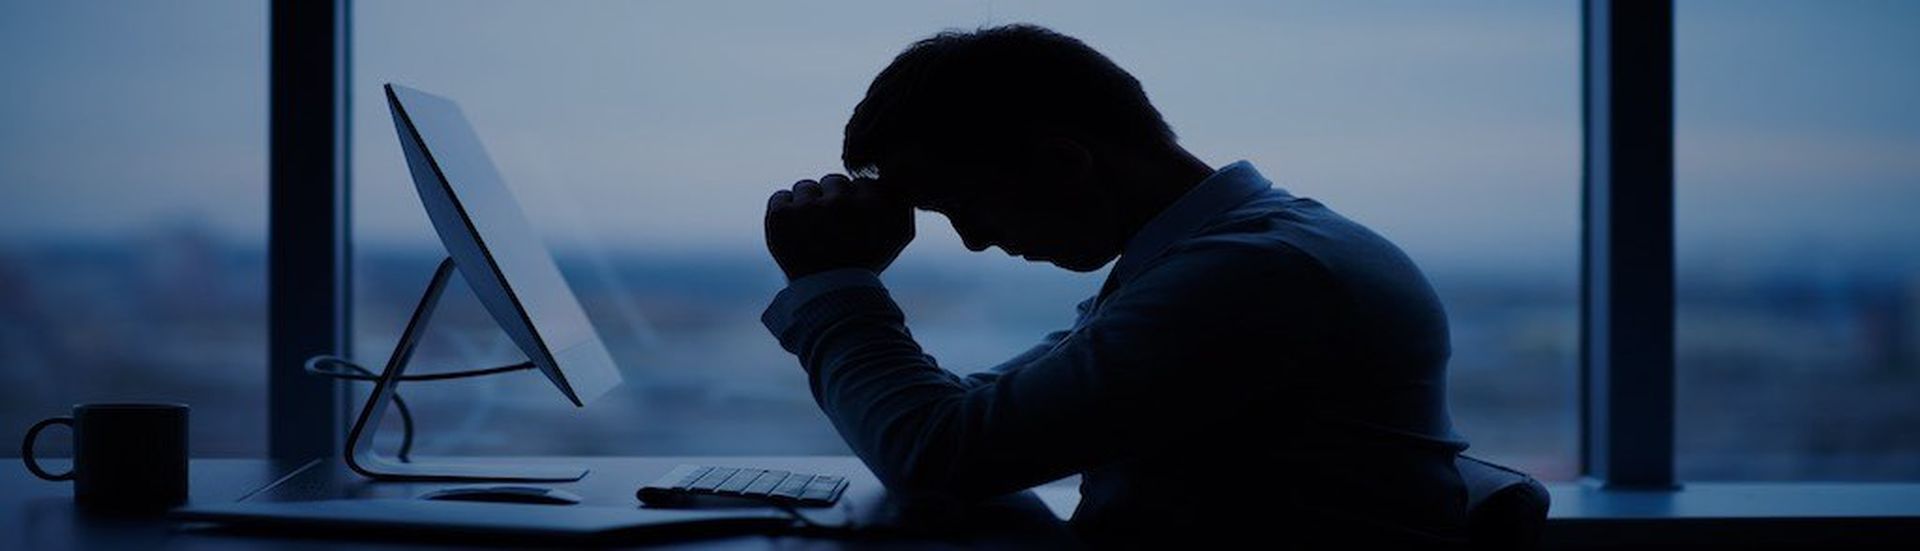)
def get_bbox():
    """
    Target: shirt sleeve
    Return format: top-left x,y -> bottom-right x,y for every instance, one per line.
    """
961,297 -> 1095,386
760,267 -> 883,340
763,243 -> 1335,500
